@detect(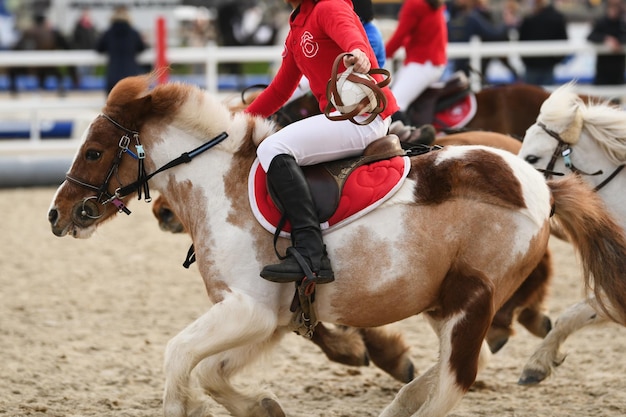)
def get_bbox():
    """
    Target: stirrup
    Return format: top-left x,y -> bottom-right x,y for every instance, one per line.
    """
260,248 -> 334,284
